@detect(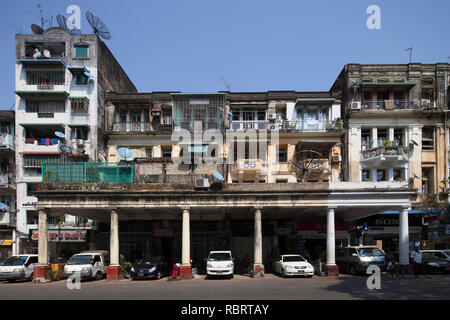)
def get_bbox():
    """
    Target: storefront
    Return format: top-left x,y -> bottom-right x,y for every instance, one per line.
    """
29,229 -> 91,262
